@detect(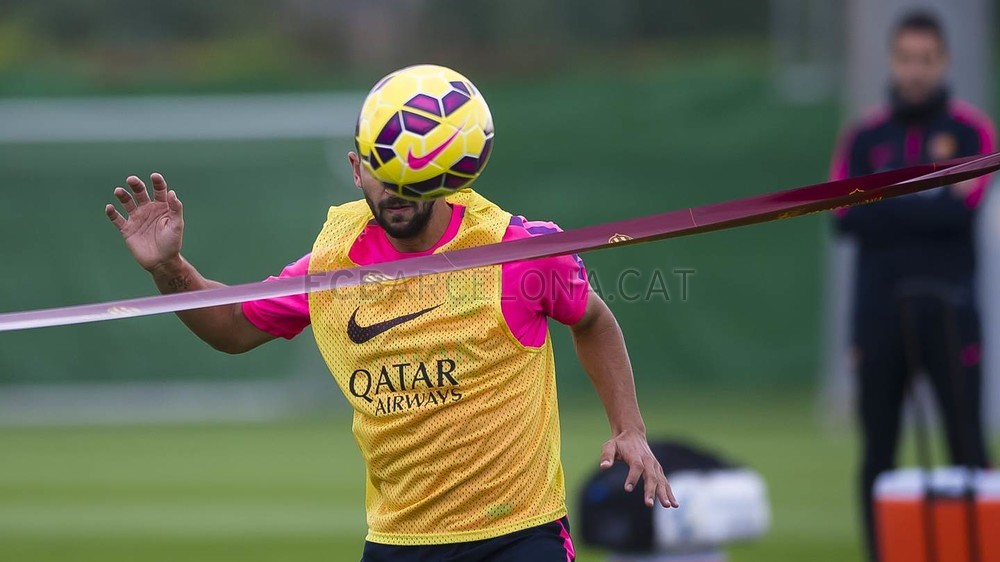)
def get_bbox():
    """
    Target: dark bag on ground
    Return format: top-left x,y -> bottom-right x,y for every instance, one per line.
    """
579,440 -> 769,554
